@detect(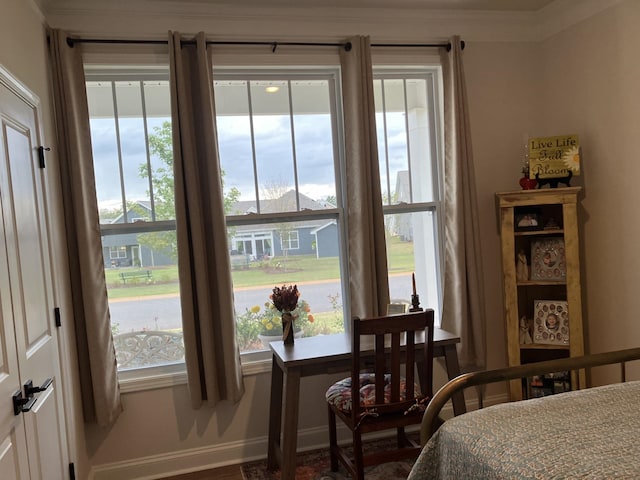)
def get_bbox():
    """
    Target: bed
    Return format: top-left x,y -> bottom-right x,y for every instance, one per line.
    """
408,347 -> 640,479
